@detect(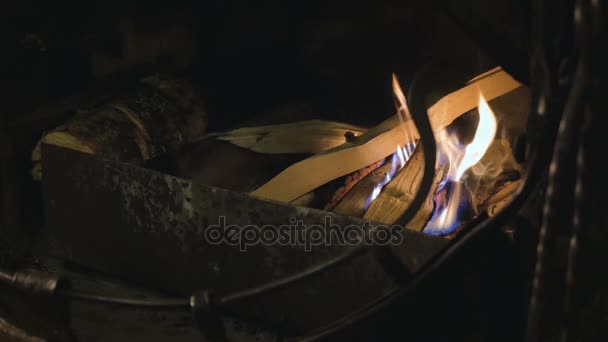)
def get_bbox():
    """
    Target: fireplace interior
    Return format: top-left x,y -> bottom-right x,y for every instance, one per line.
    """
0,0 -> 606,341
